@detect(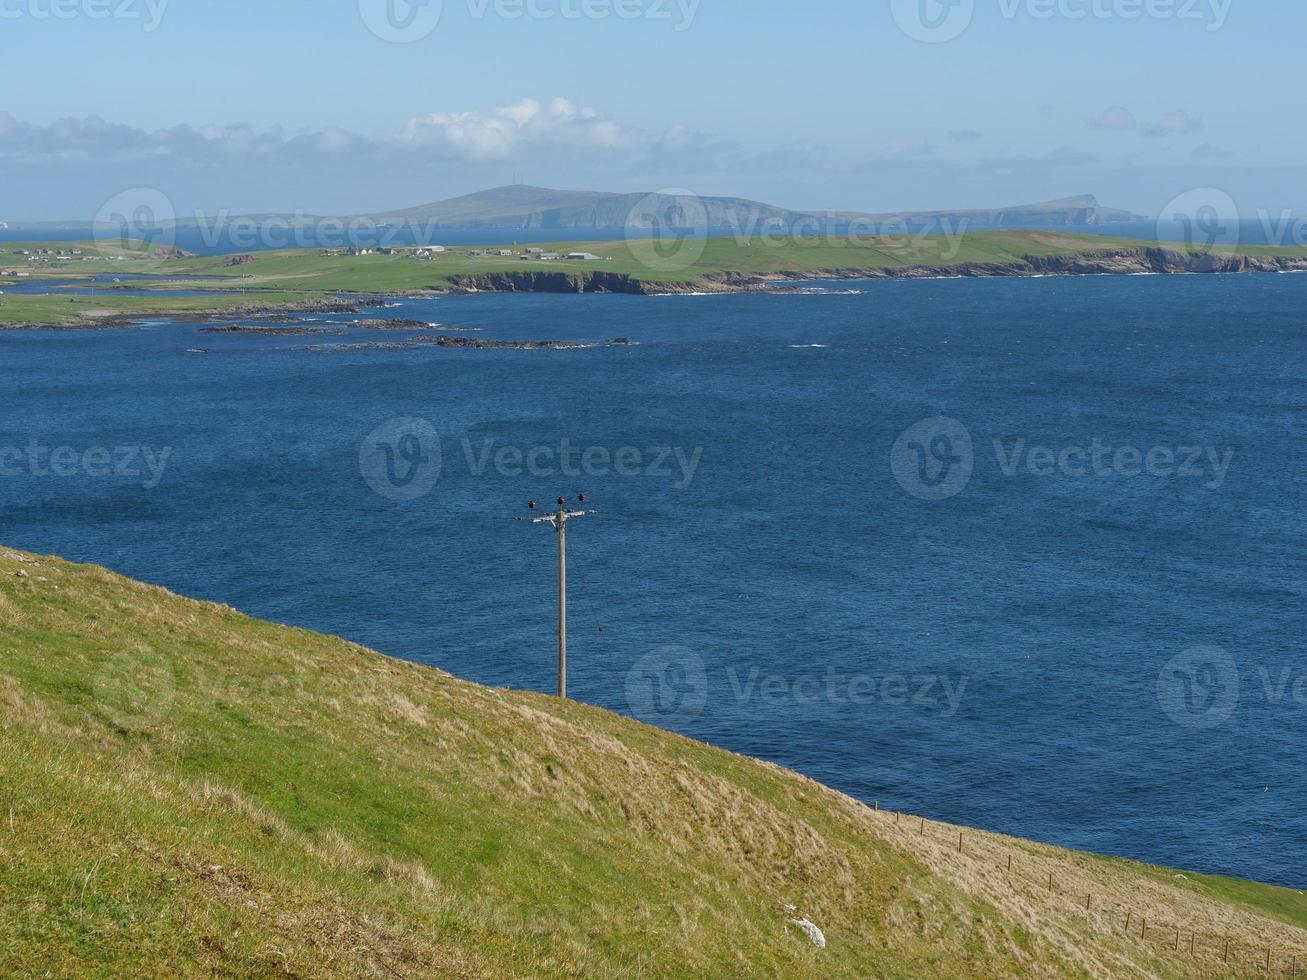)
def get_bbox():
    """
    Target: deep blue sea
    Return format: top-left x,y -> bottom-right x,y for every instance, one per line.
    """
2,273 -> 1305,887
